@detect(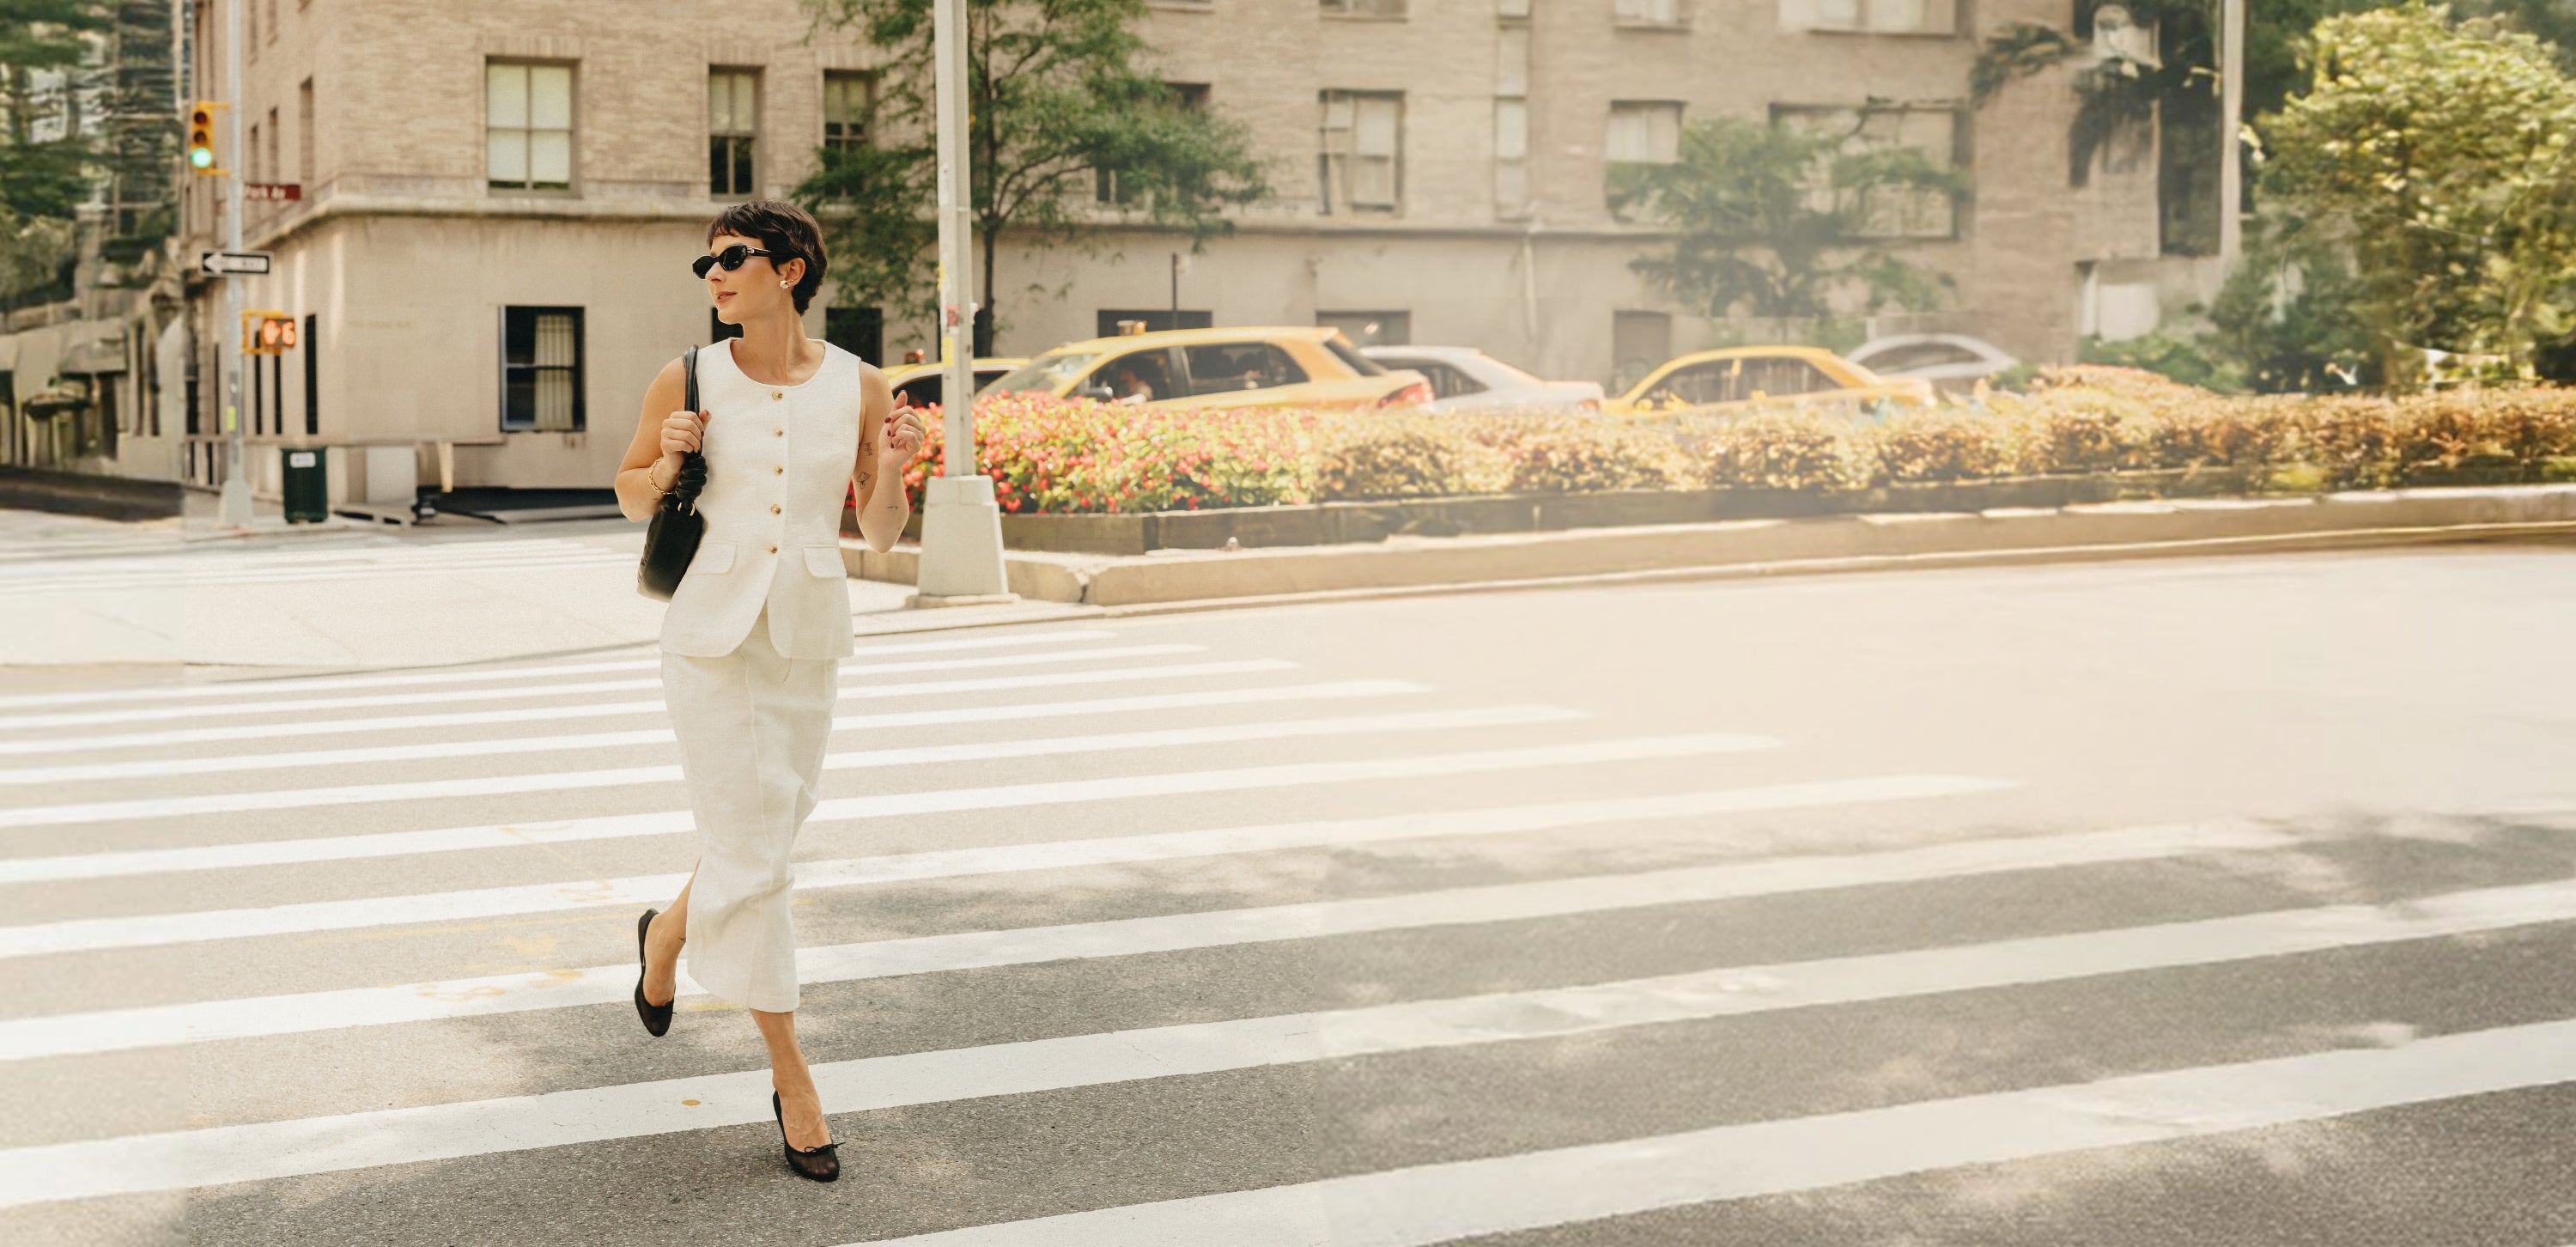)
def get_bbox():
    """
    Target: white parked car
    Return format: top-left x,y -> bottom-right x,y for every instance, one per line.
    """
1845,333 -> 2020,392
1361,345 -> 1604,415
